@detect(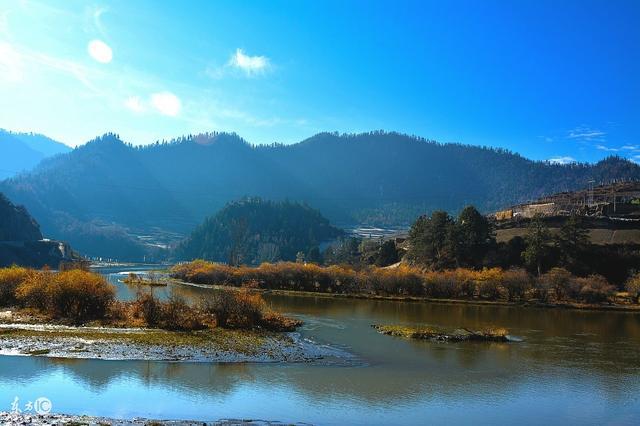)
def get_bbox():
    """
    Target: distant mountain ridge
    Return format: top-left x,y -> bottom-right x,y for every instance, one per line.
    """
0,129 -> 71,179
1,130 -> 639,260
